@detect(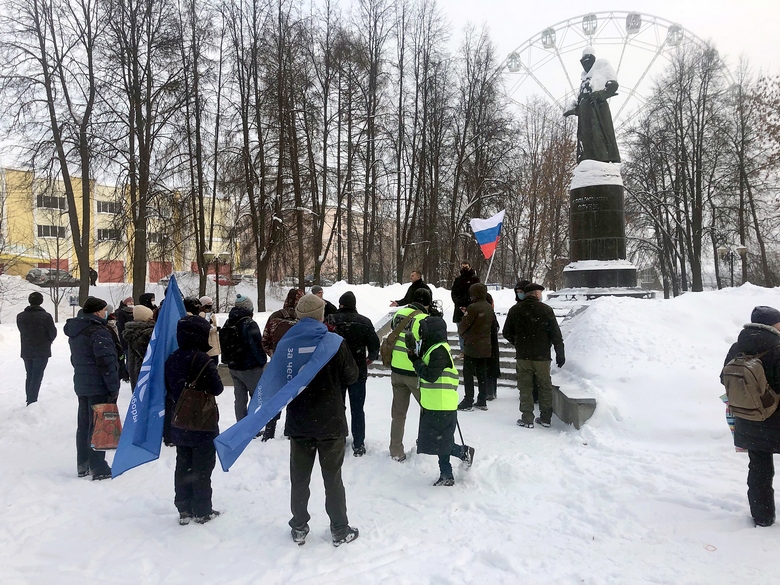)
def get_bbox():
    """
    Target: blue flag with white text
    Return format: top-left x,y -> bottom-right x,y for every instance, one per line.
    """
214,318 -> 343,472
112,276 -> 186,478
